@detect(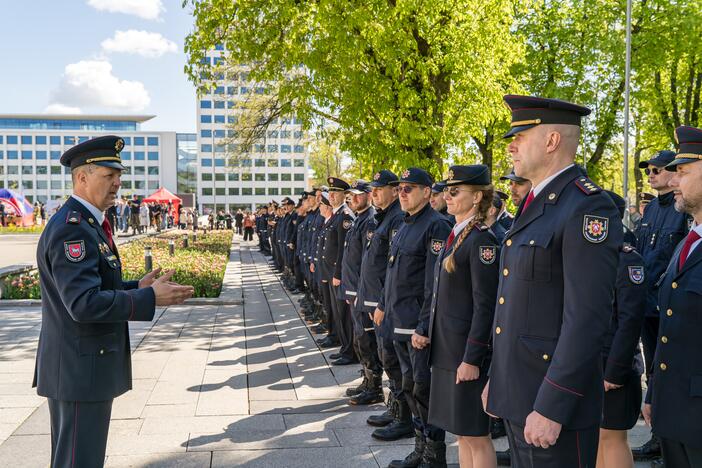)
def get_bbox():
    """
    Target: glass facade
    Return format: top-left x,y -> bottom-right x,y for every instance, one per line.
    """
0,118 -> 139,131
177,133 -> 197,194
